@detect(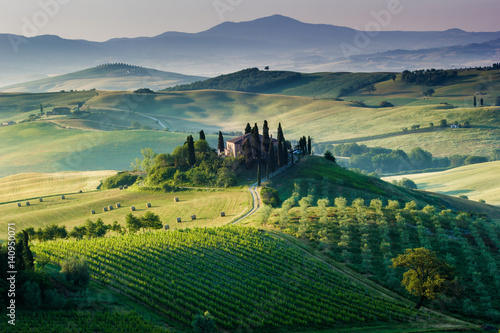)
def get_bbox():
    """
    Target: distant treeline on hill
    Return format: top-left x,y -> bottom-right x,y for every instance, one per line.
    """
163,68 -> 302,93
326,143 -> 490,175
401,69 -> 458,86
96,63 -> 142,69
